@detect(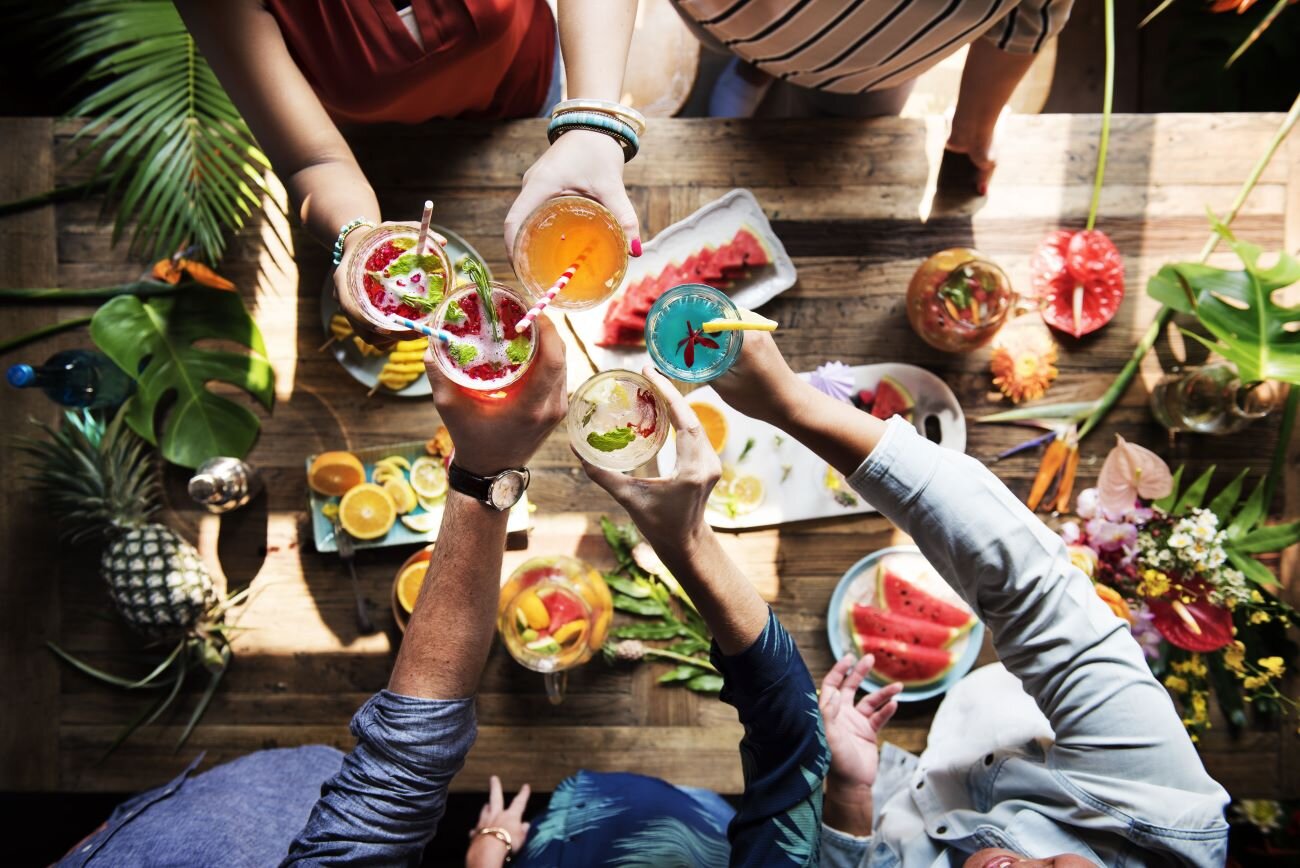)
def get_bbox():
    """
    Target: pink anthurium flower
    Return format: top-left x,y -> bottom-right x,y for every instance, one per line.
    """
1096,435 -> 1173,519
